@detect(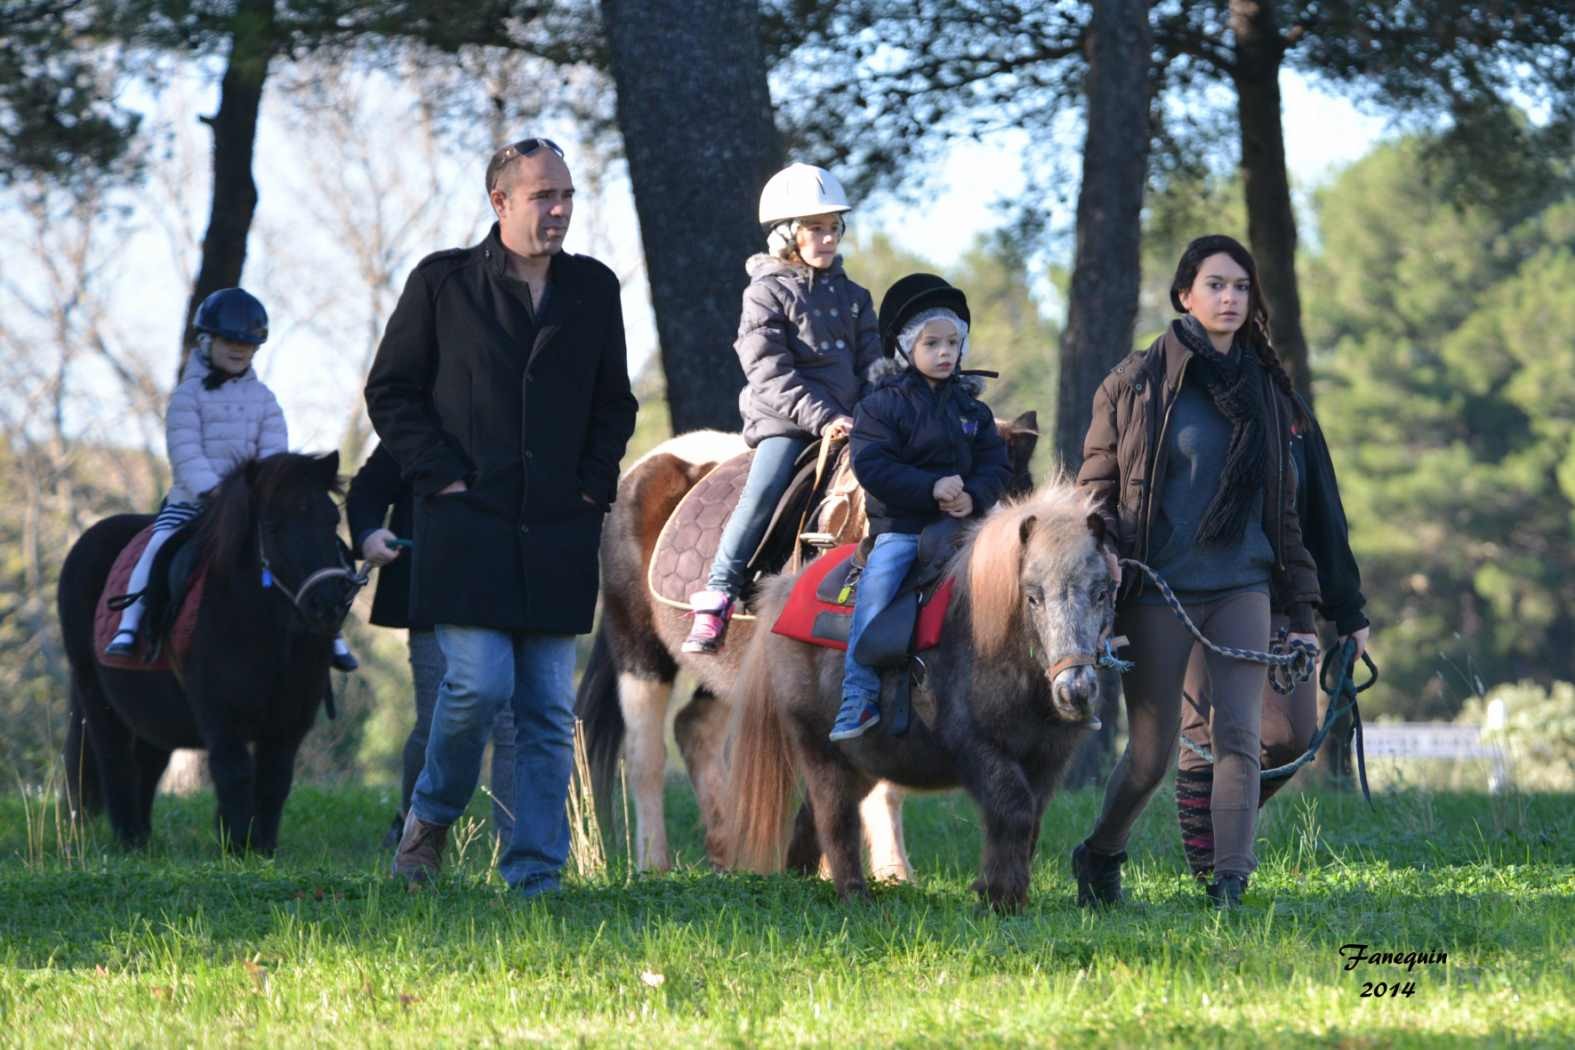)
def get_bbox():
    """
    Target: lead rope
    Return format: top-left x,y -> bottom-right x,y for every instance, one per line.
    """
1176,635 -> 1378,799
